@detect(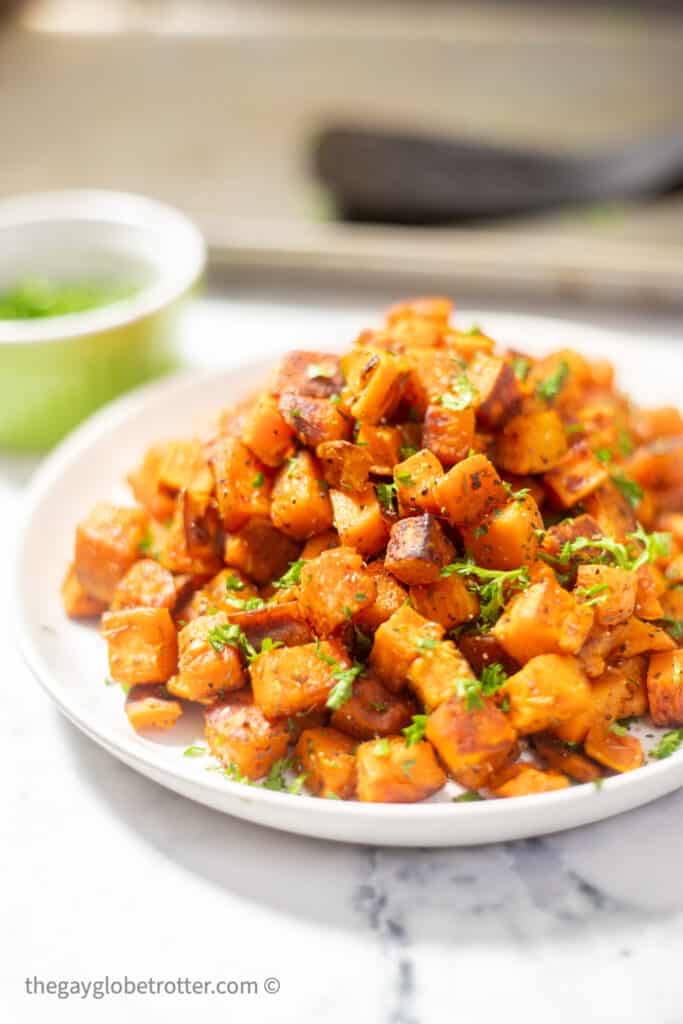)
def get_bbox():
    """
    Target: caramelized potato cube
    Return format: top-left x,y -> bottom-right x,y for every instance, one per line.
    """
343,349 -> 408,424
458,632 -> 518,677
543,442 -> 609,509
634,565 -> 665,621
355,561 -> 408,630
75,503 -> 149,602
542,513 -> 603,562
205,690 -> 290,780
407,640 -> 476,710
111,559 -> 178,611
503,654 -> 591,734
532,733 -> 602,783
425,696 -> 517,789
583,480 -> 636,541
279,391 -> 351,447
394,449 -> 443,514
385,513 -> 455,585
355,423 -> 402,475
316,440 -> 373,492
271,450 -> 333,540
422,405 -> 475,467
461,494 -> 543,571
584,721 -> 644,773
466,352 -> 522,428
274,350 -> 343,399
410,573 -> 479,630
228,601 -> 313,651
127,443 -> 177,523
647,650 -> 683,726
301,529 -> 340,560
160,489 -> 222,576
330,486 -> 389,558
369,604 -> 444,692
125,684 -> 183,732
158,439 -> 213,496
241,393 -> 294,467
211,438 -> 271,532
356,738 -> 446,803
184,568 -> 260,621
433,453 -> 507,527
102,607 -> 178,685
628,436 -> 683,490
61,564 -> 107,619
331,674 -> 416,739
224,517 -> 300,584
296,727 -> 357,799
386,296 -> 453,325
493,578 -> 594,663
298,547 -> 377,635
495,410 -> 568,475
250,639 -> 351,718
574,564 -> 637,626
176,612 -> 245,700
491,765 -> 570,798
